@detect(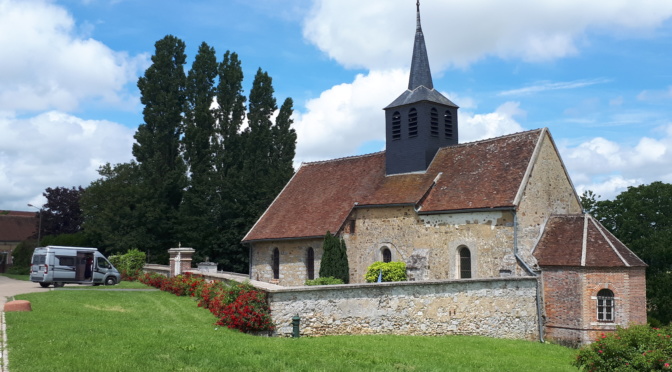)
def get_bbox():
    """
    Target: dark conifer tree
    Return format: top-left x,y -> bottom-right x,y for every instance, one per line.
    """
181,42 -> 218,261
319,231 -> 349,283
132,35 -> 188,260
